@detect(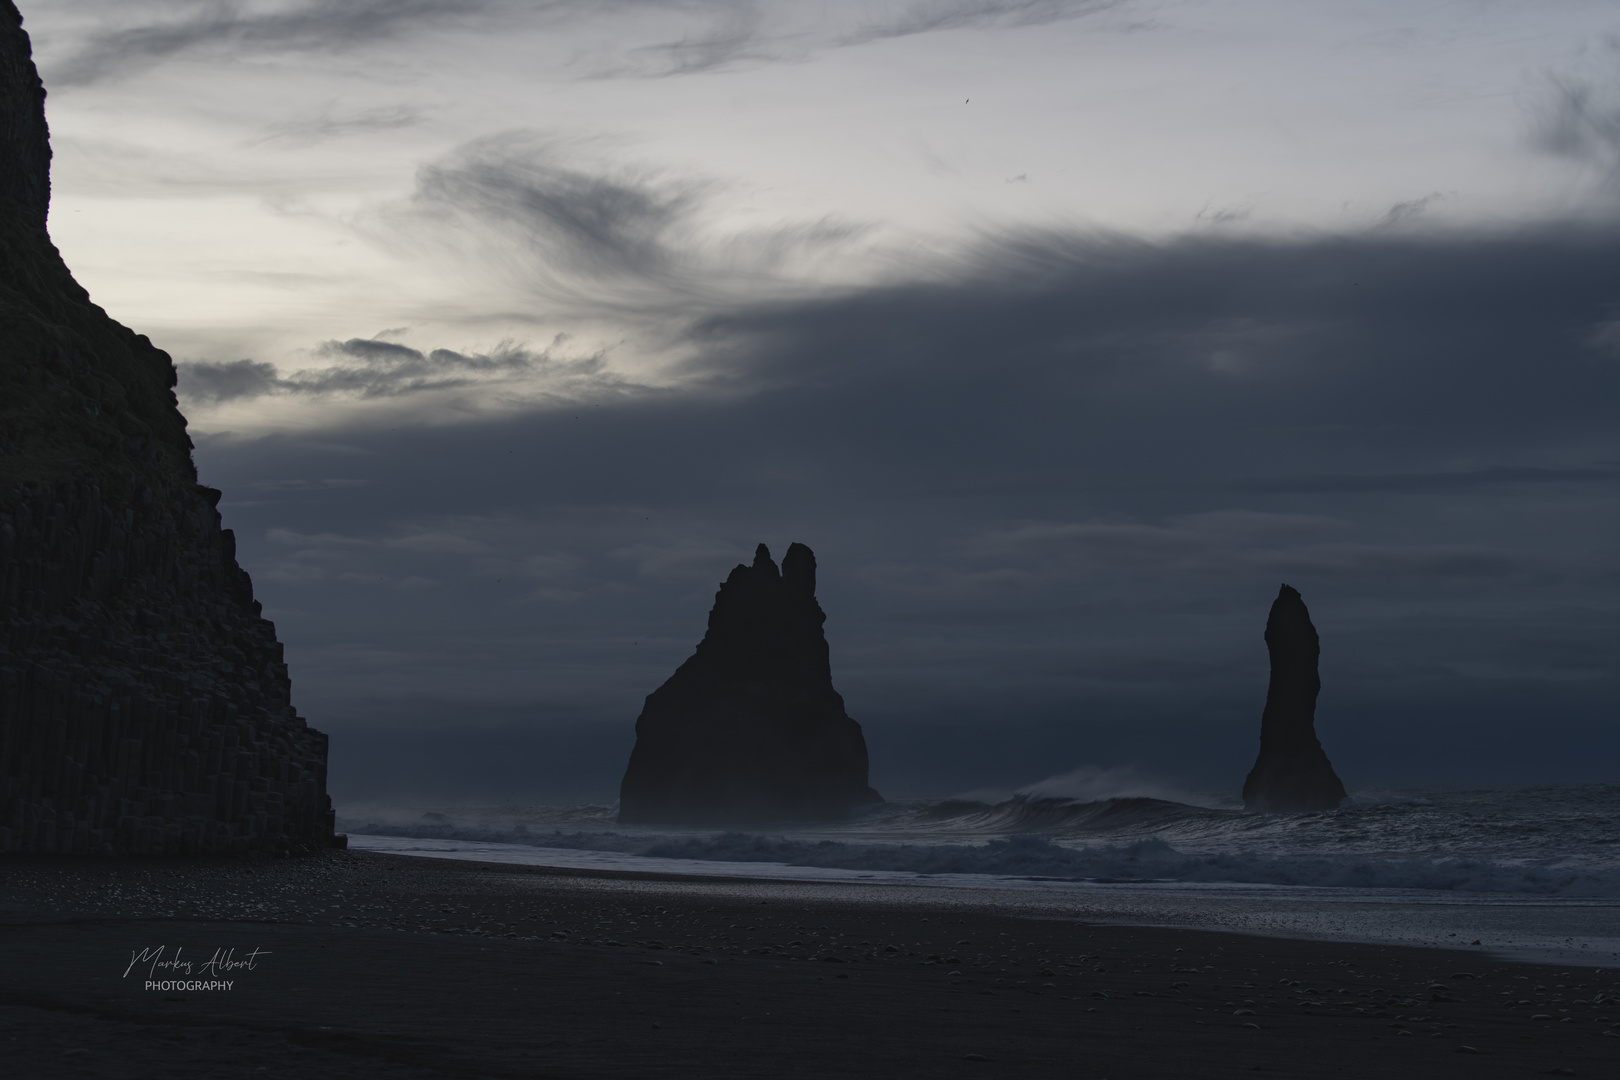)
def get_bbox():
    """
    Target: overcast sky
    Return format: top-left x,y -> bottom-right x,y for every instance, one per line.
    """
22,0 -> 1620,804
